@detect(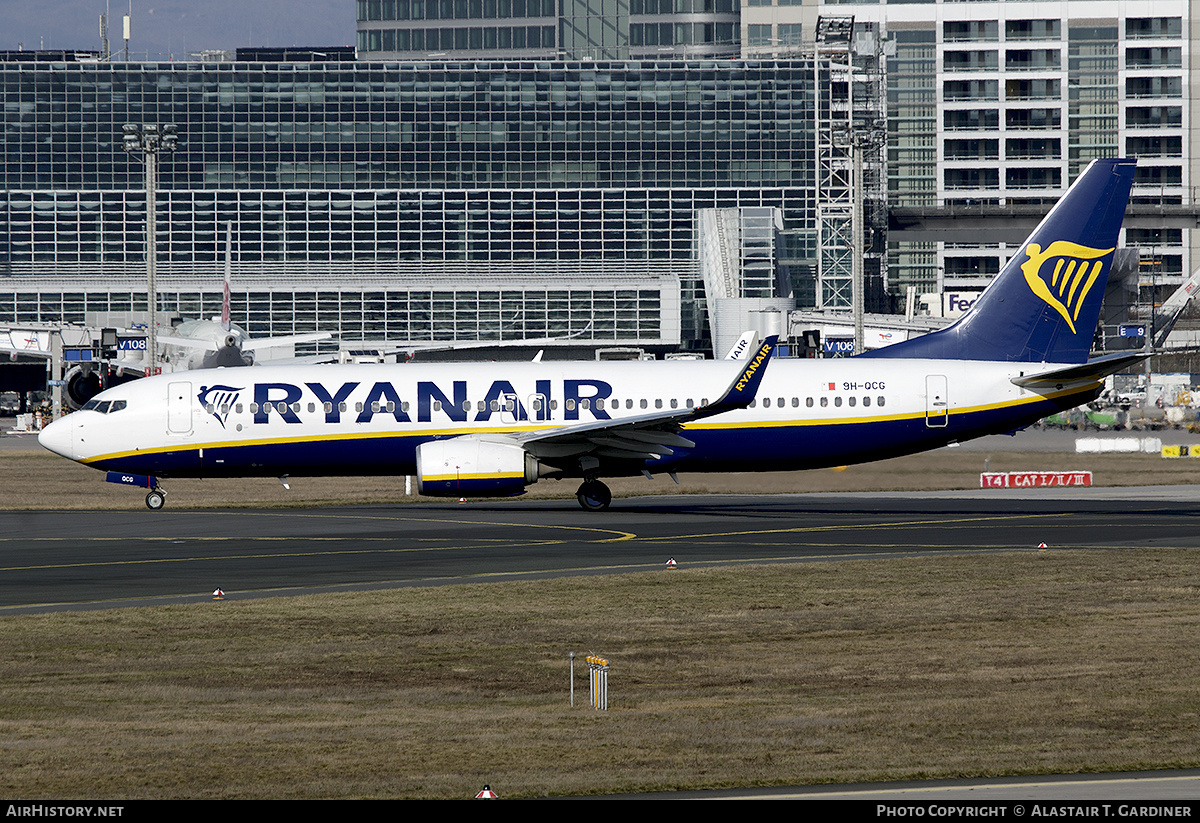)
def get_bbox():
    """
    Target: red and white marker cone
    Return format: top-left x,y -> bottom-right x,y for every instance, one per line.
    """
665,557 -> 677,569
475,785 -> 498,798
212,588 -> 225,600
